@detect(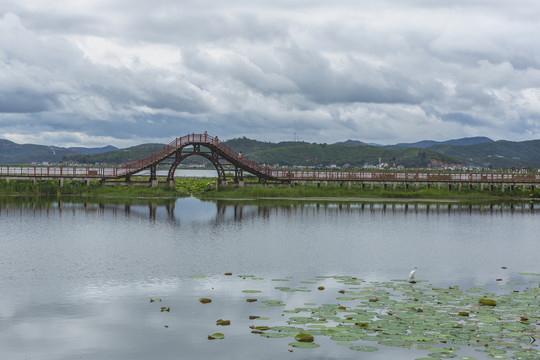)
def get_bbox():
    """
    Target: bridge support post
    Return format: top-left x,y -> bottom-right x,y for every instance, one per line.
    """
458,183 -> 462,191
370,183 -> 374,190
437,183 -> 441,190
85,179 -> 91,186
501,184 -> 505,192
151,179 -> 158,188
167,179 -> 175,188
33,178 -> 37,185
479,183 -> 484,191
58,178 -> 64,187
